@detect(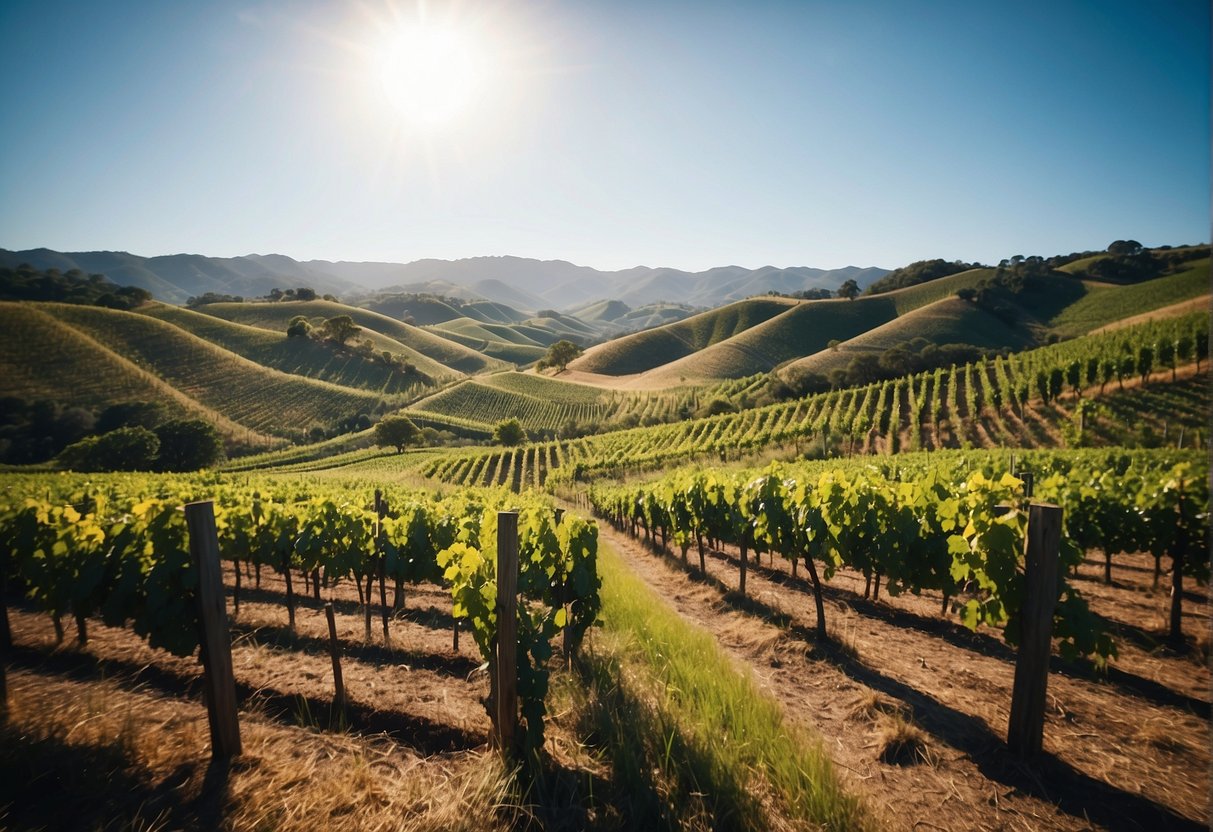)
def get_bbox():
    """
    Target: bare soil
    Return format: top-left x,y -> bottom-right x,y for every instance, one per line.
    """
594,519 -> 1210,831
1,570 -> 608,831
